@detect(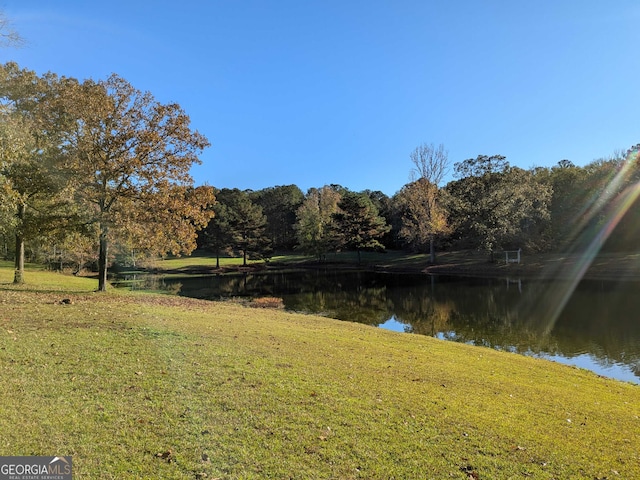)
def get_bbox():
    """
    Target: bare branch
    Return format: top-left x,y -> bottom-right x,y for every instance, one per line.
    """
0,11 -> 25,48
409,142 -> 450,186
